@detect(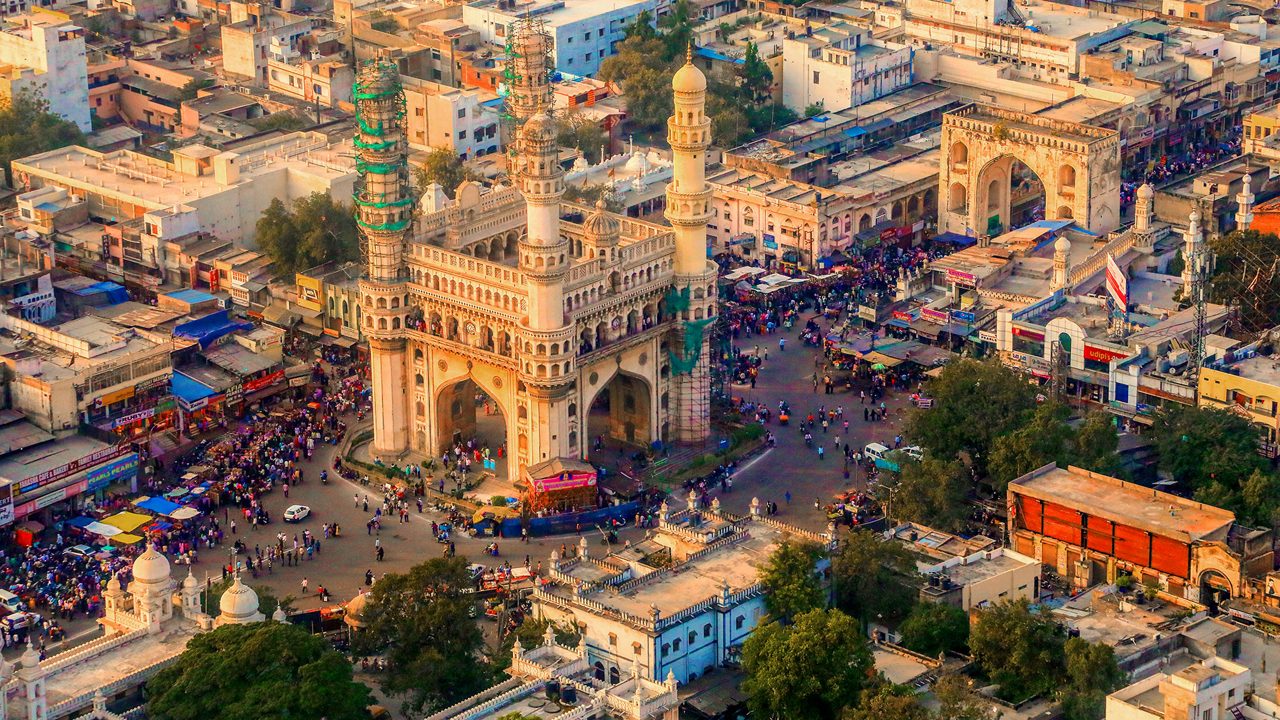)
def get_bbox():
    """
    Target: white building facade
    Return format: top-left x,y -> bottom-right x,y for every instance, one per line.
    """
781,24 -> 914,115
0,15 -> 89,132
